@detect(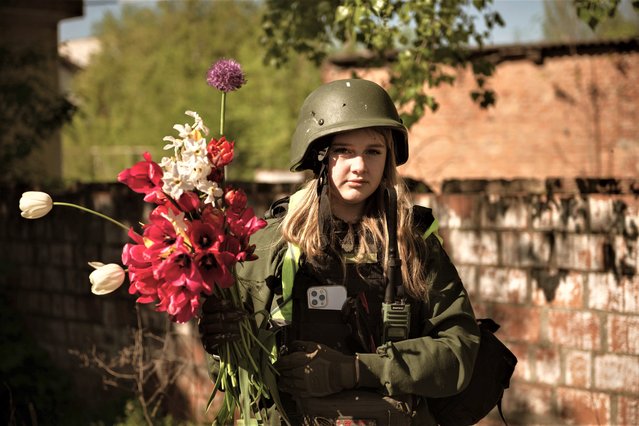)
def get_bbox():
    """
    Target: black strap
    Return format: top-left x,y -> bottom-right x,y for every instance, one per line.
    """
384,187 -> 401,302
497,397 -> 509,426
